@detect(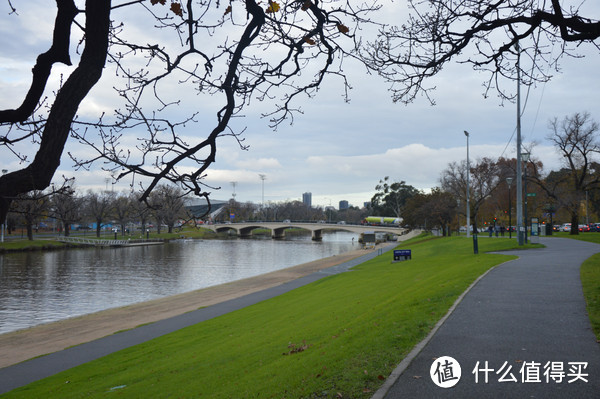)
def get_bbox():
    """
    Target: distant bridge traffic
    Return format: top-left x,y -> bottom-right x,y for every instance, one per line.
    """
202,221 -> 408,241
